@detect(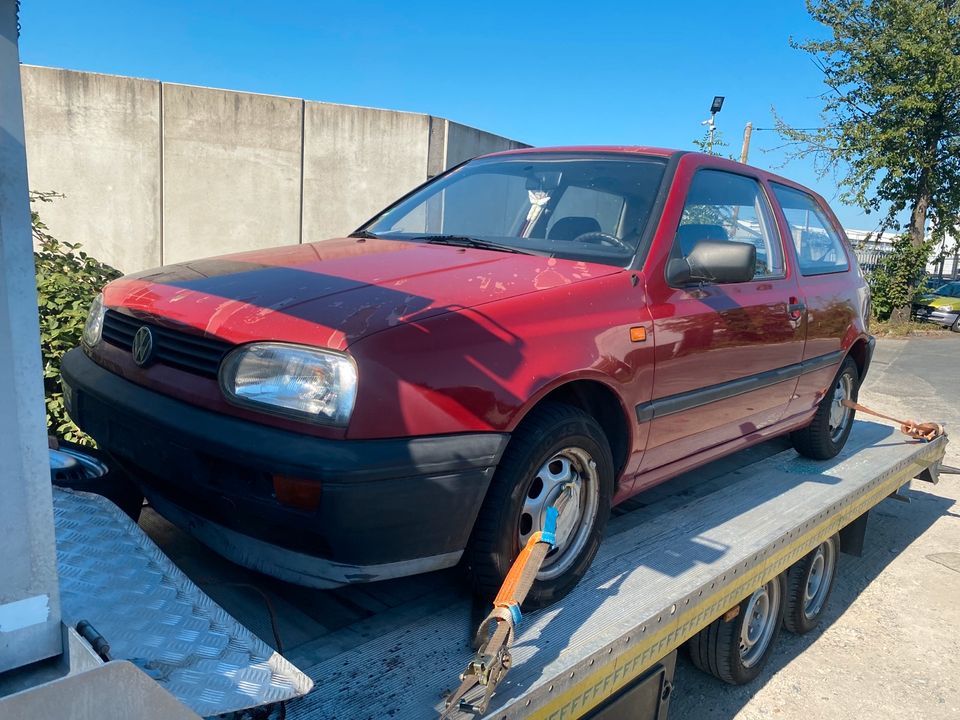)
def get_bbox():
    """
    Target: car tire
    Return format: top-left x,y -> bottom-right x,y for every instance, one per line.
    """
465,402 -> 614,608
784,535 -> 839,634
952,316 -> 960,333
791,356 -> 859,460
687,573 -> 787,685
